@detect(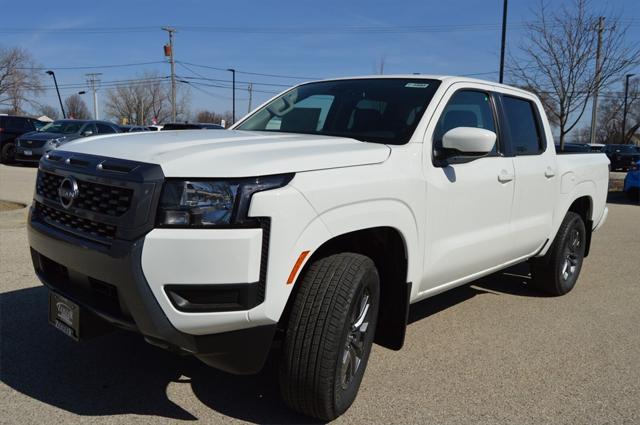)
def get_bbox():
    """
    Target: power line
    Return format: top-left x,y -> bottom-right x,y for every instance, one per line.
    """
14,61 -> 166,71
41,76 -> 169,90
177,61 -> 319,80
5,21 -> 634,35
